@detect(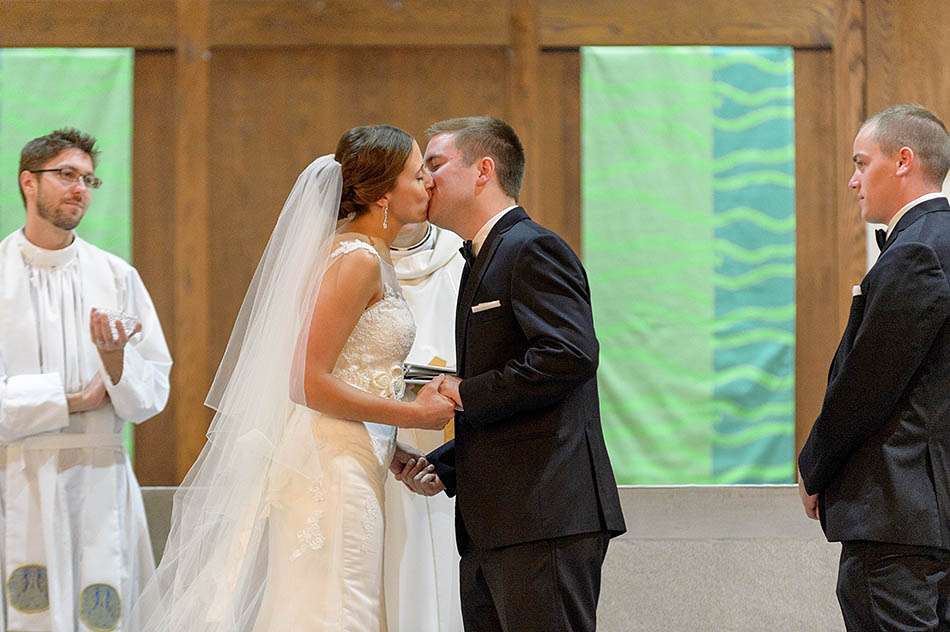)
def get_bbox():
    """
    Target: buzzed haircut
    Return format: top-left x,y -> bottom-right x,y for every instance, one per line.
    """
862,104 -> 950,187
426,117 -> 525,199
